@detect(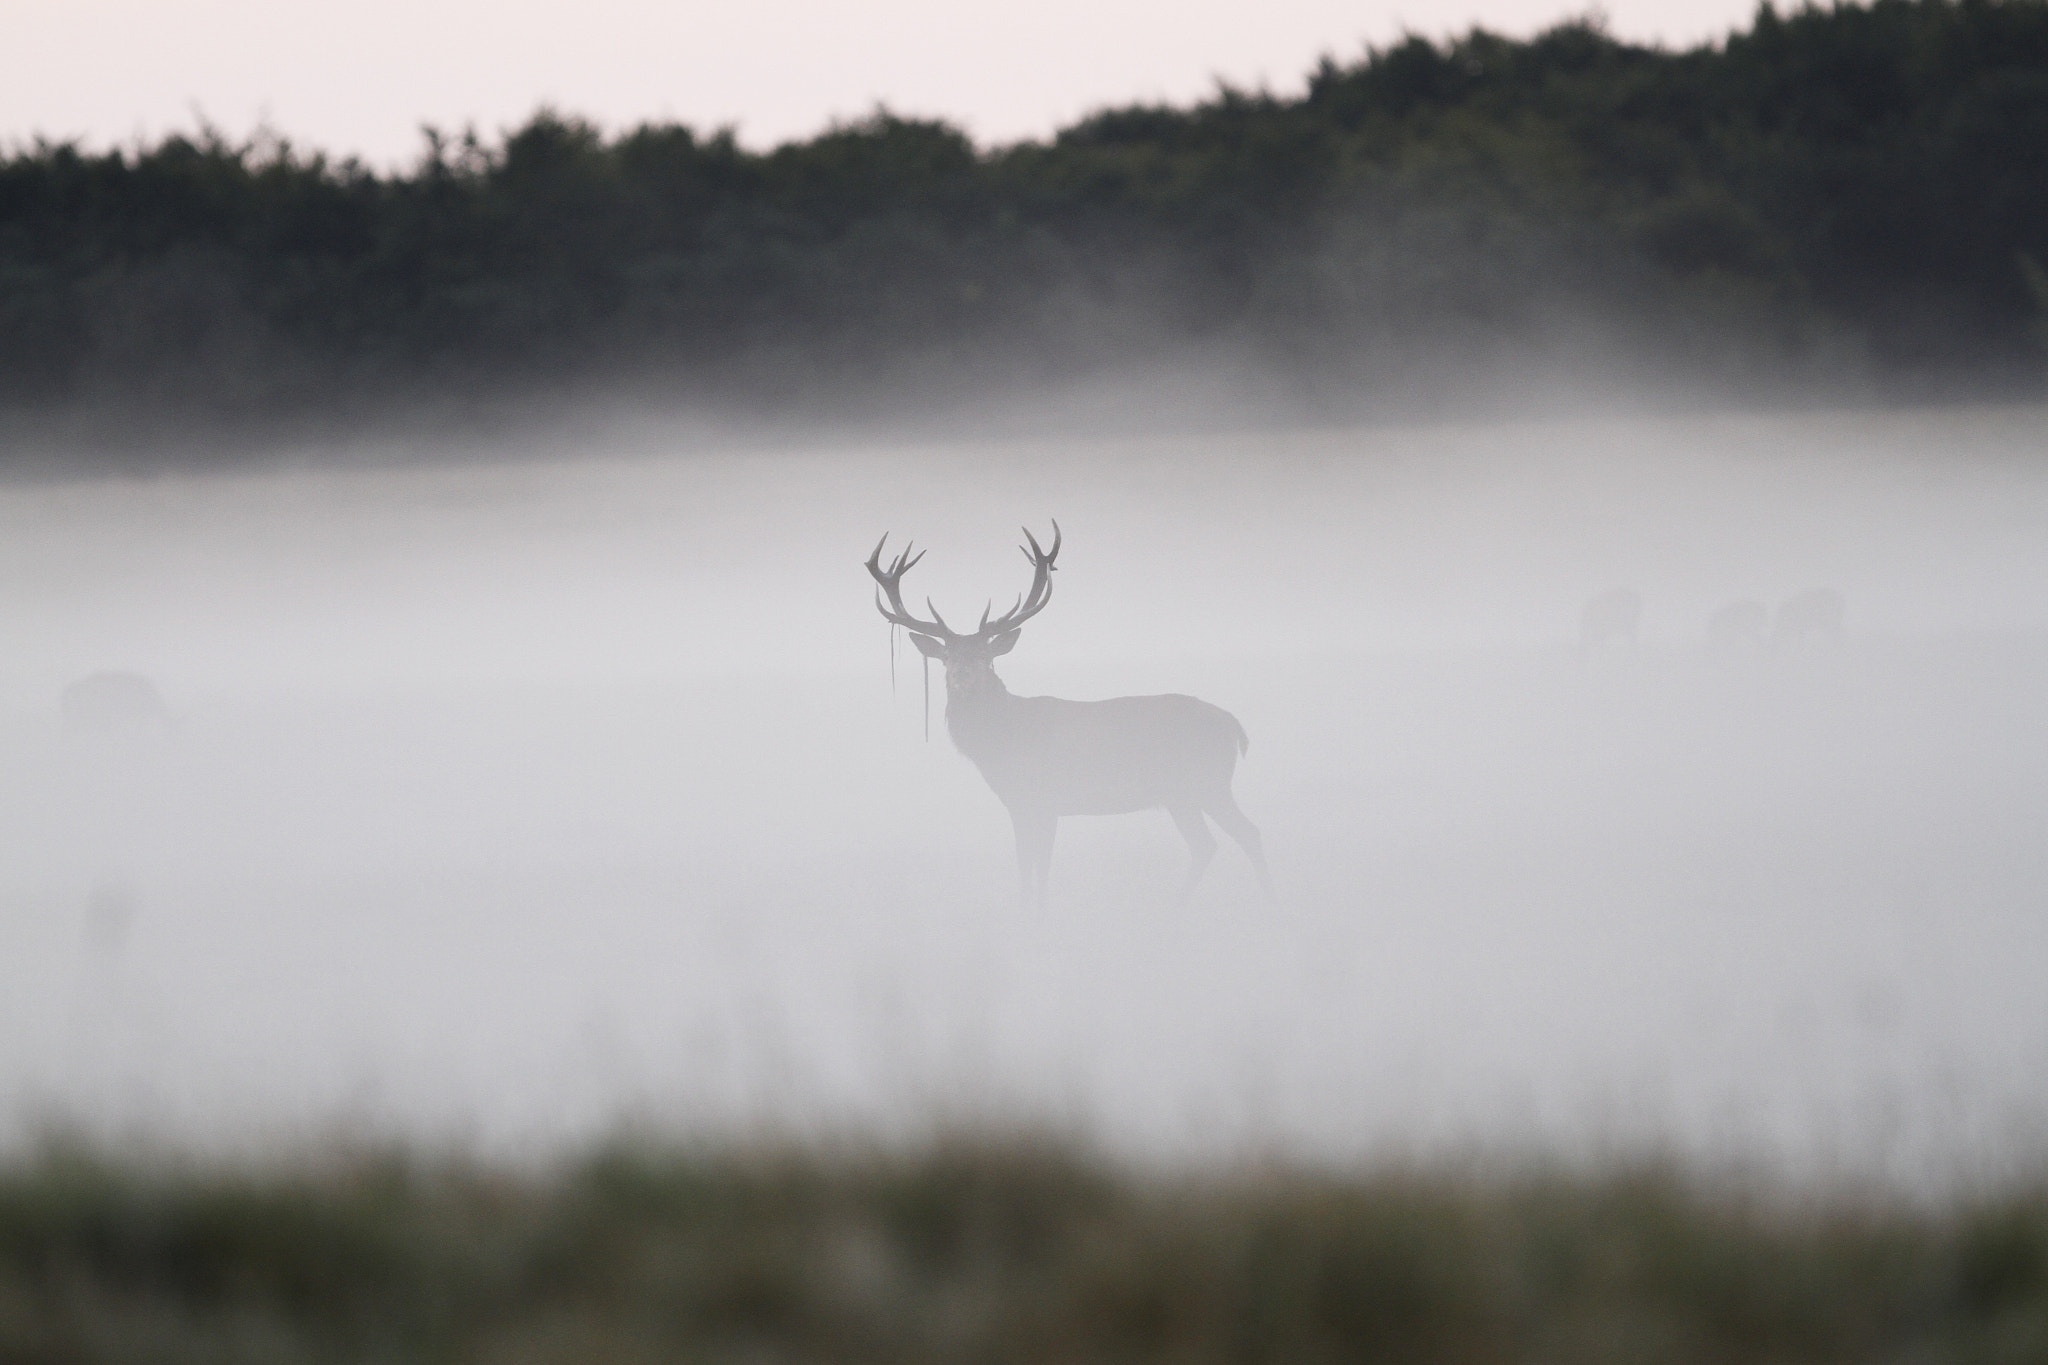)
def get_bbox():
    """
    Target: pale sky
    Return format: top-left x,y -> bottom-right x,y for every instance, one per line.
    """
8,0 -> 1760,164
